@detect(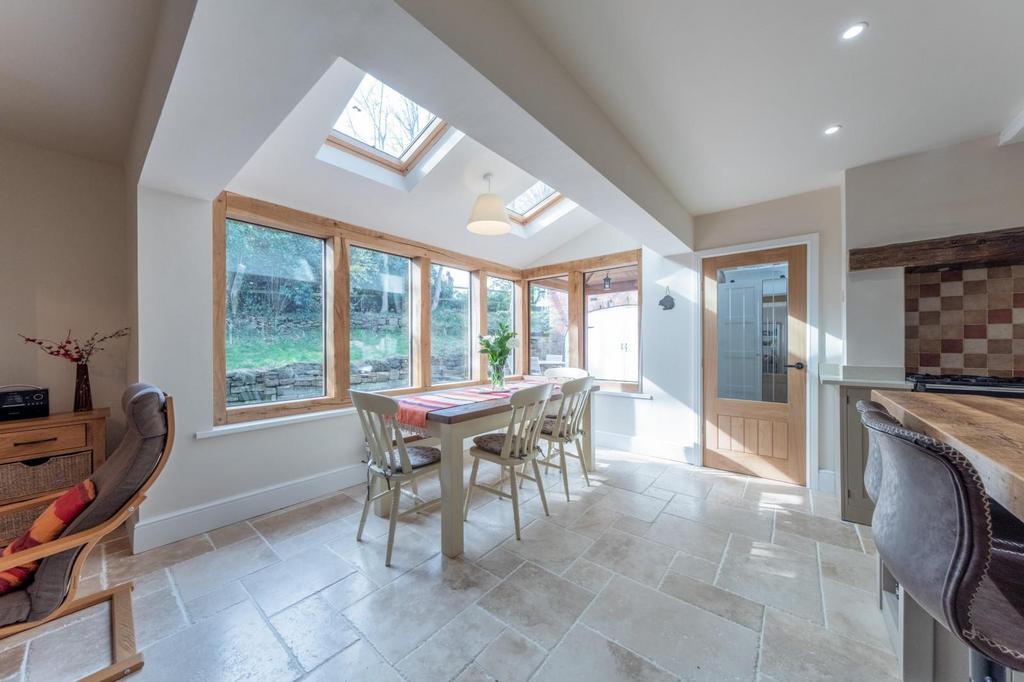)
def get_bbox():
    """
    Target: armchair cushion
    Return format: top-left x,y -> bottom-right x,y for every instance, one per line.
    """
0,480 -> 96,595
0,590 -> 30,627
